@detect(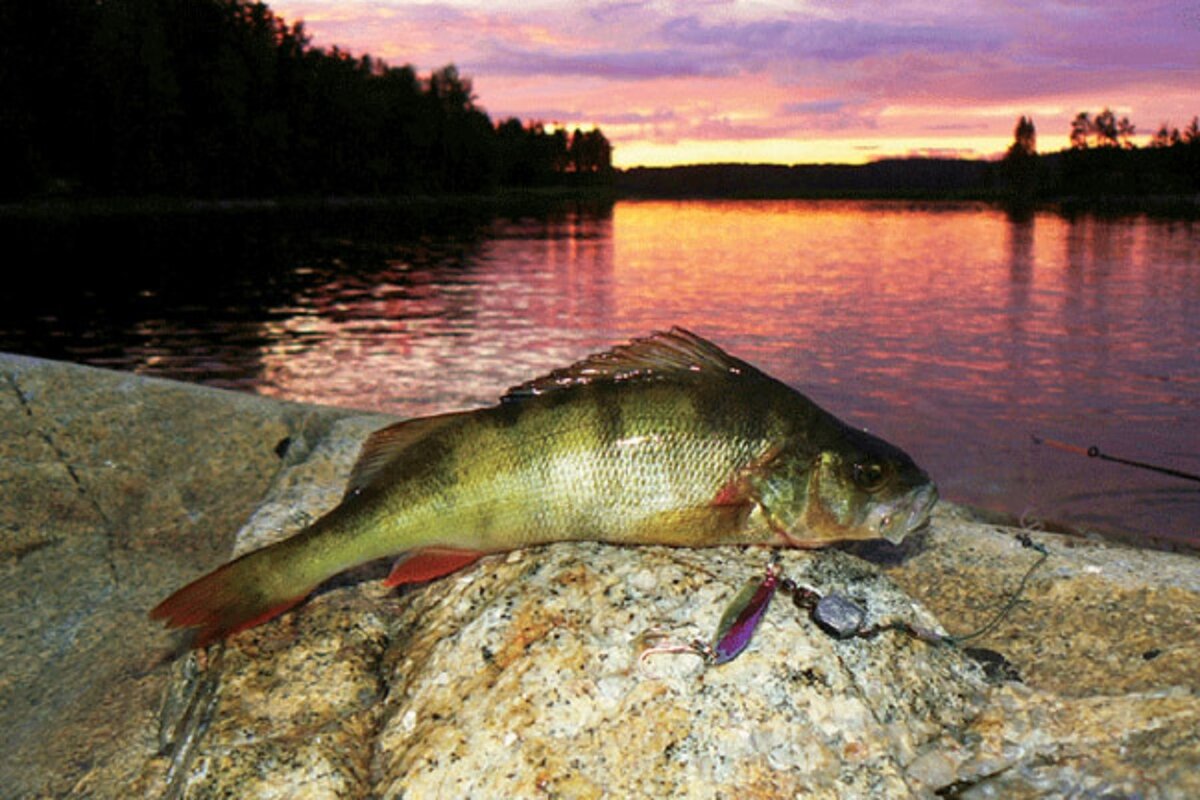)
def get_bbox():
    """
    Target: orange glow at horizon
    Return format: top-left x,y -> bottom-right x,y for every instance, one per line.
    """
606,135 -> 1017,169
271,1 -> 1199,169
